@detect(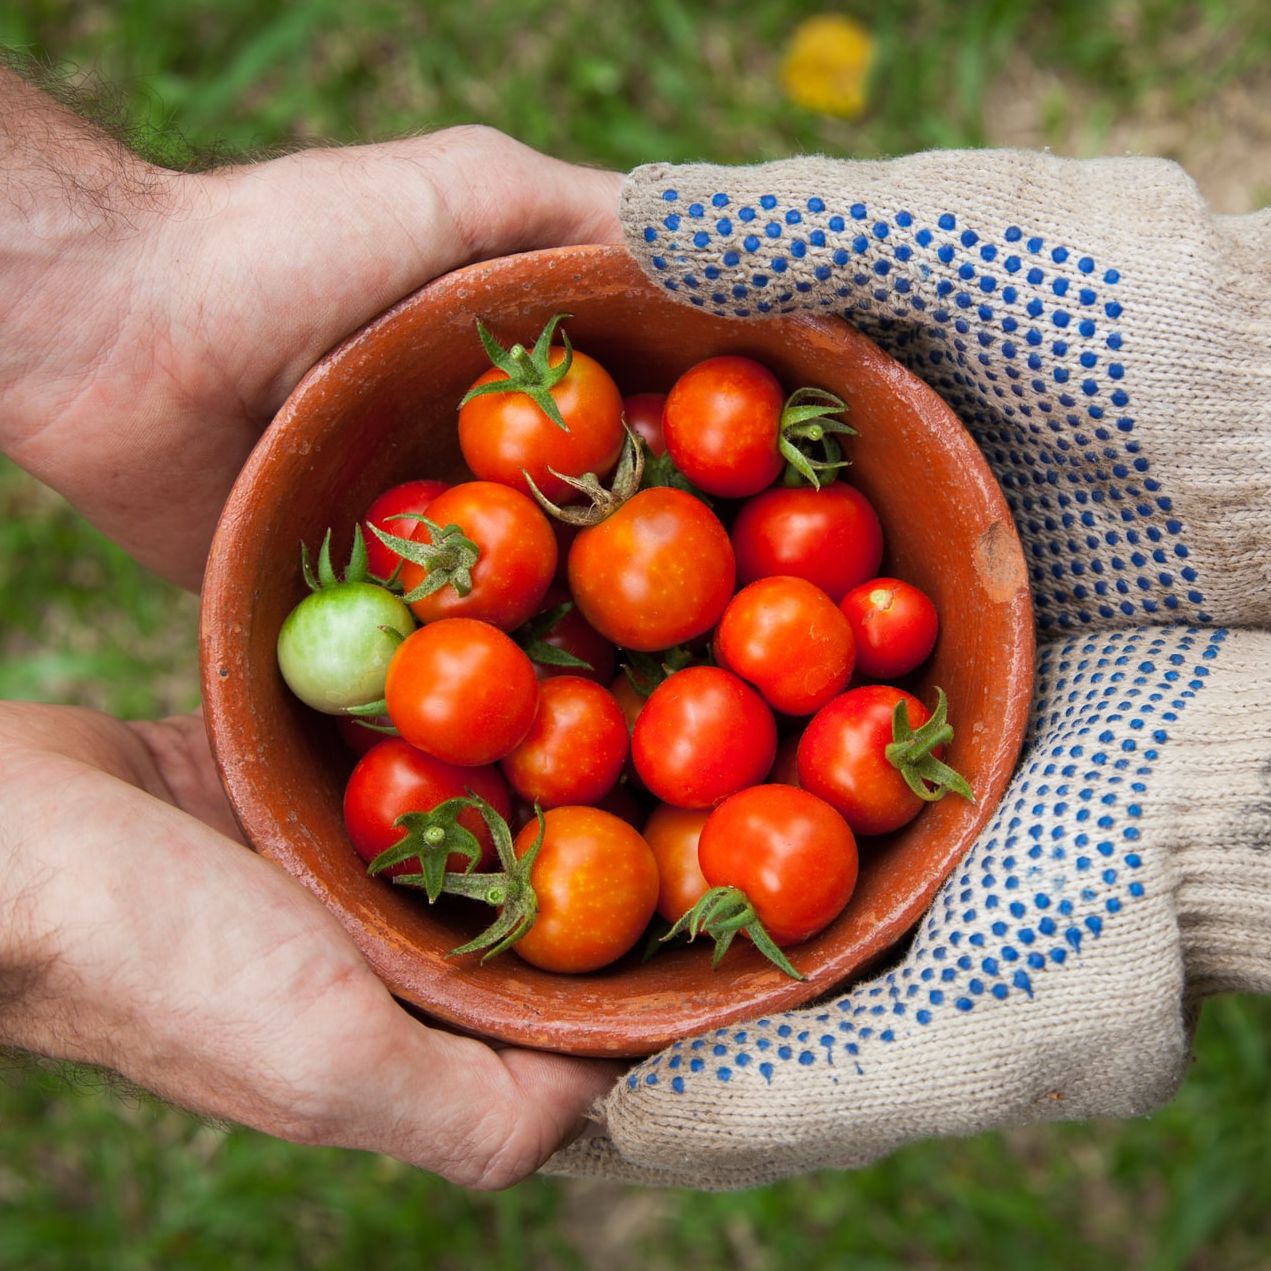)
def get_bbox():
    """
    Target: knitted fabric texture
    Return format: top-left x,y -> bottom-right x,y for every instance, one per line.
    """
546,151 -> 1271,1190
